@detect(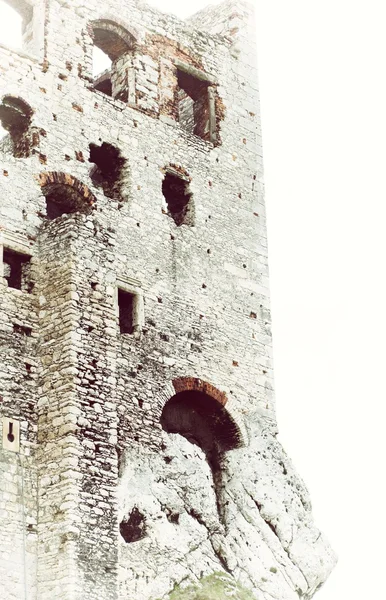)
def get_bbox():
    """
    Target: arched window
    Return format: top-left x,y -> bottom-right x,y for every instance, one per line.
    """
0,0 -> 33,51
0,95 -> 33,157
161,390 -> 243,468
90,20 -> 135,102
38,173 -> 96,221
